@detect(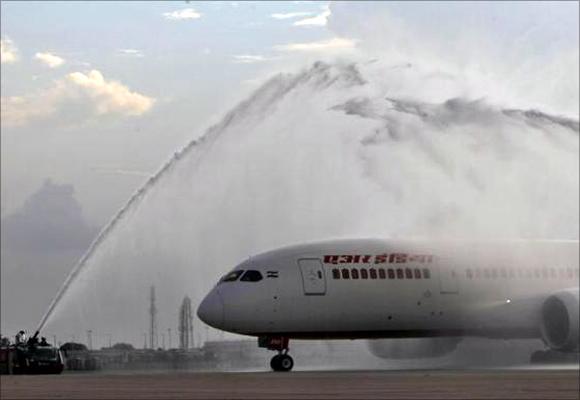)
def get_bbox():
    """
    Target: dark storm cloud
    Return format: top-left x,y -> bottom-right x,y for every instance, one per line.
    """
1,179 -> 98,253
1,179 -> 99,334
